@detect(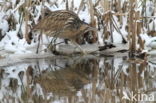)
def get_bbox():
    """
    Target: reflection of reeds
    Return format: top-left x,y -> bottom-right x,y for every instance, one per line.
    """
88,57 -> 155,103
0,57 -> 155,103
